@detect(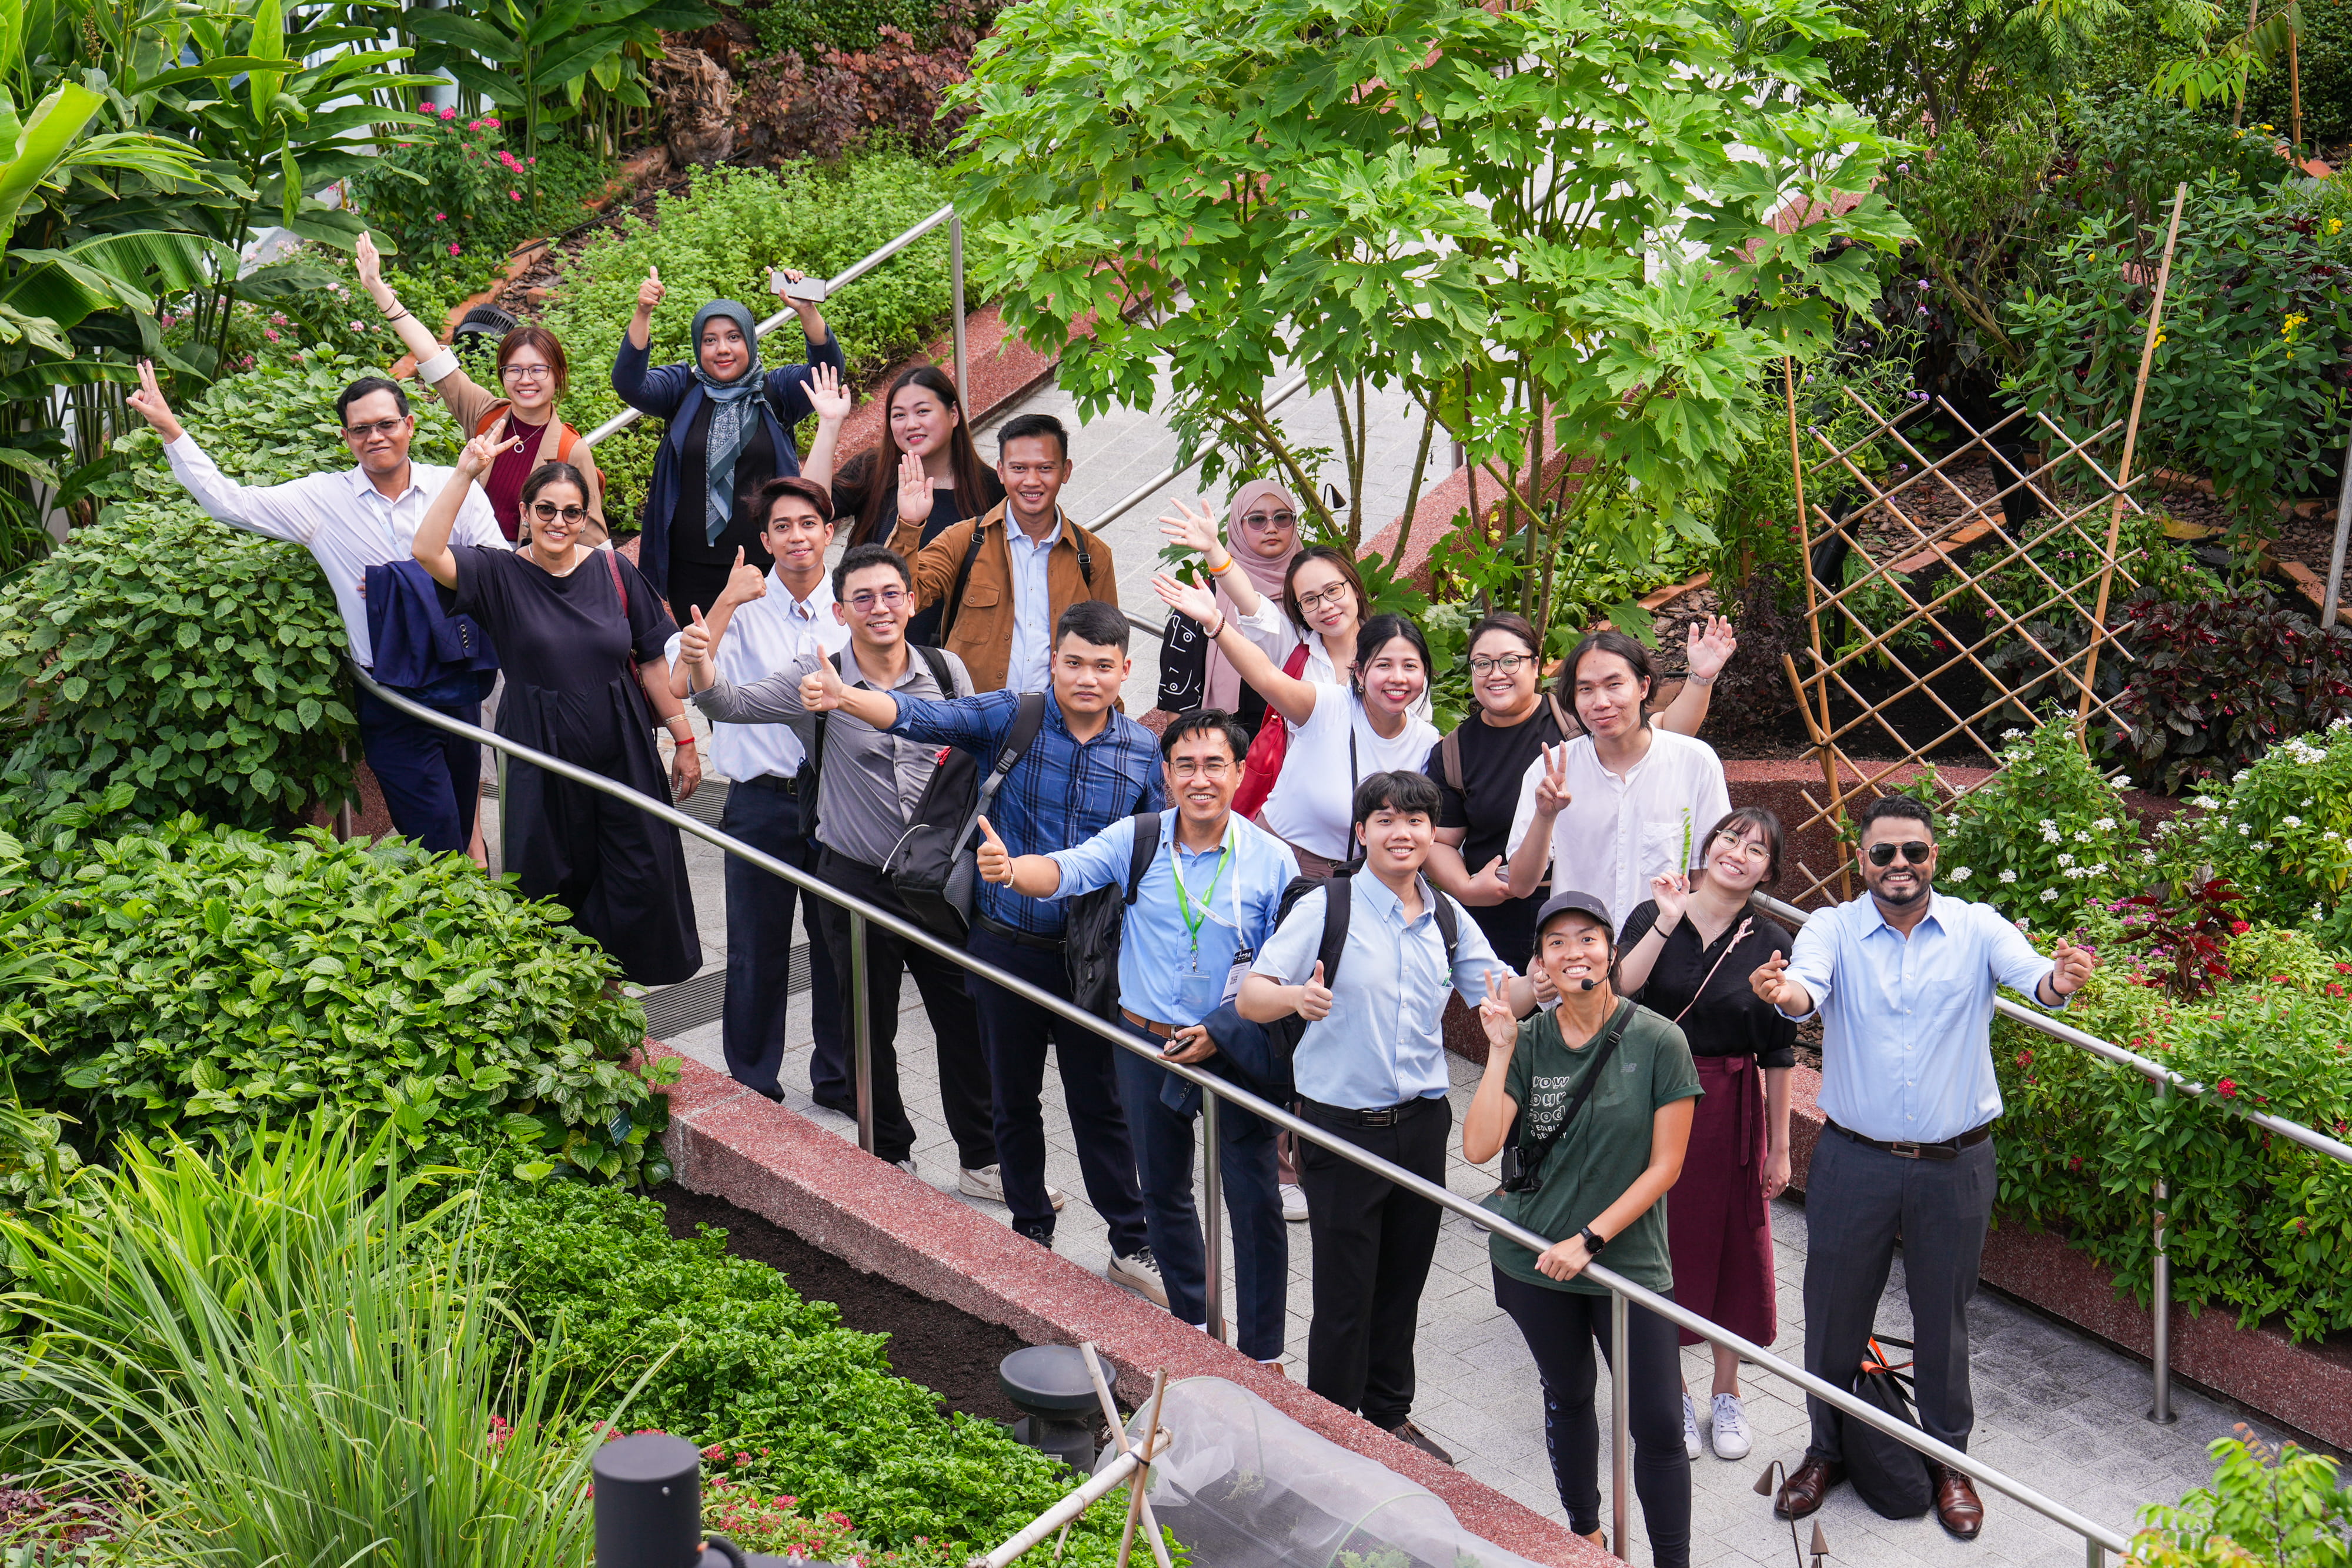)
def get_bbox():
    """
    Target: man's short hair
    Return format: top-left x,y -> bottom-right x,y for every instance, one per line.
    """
760,474 -> 834,525
832,542 -> 911,603
1352,769 -> 1441,828
997,412 -> 1070,461
1859,794 -> 1936,837
1055,599 -> 1129,654
335,376 -> 410,426
1160,708 -> 1251,763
